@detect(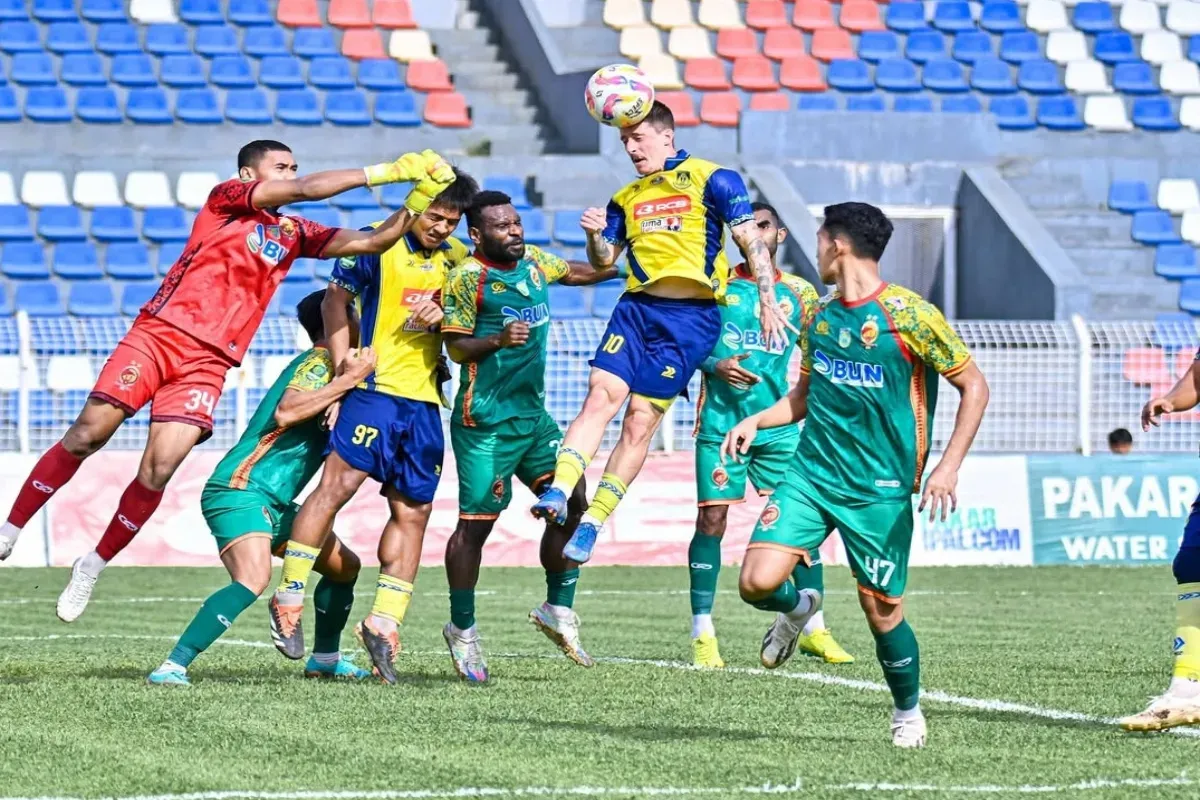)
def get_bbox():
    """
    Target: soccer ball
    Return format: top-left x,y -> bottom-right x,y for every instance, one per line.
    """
585,64 -> 655,128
